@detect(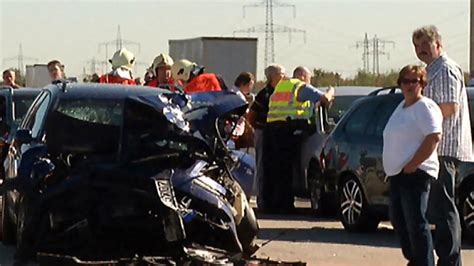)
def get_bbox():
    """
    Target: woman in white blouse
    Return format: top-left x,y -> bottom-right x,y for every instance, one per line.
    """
383,65 -> 443,266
